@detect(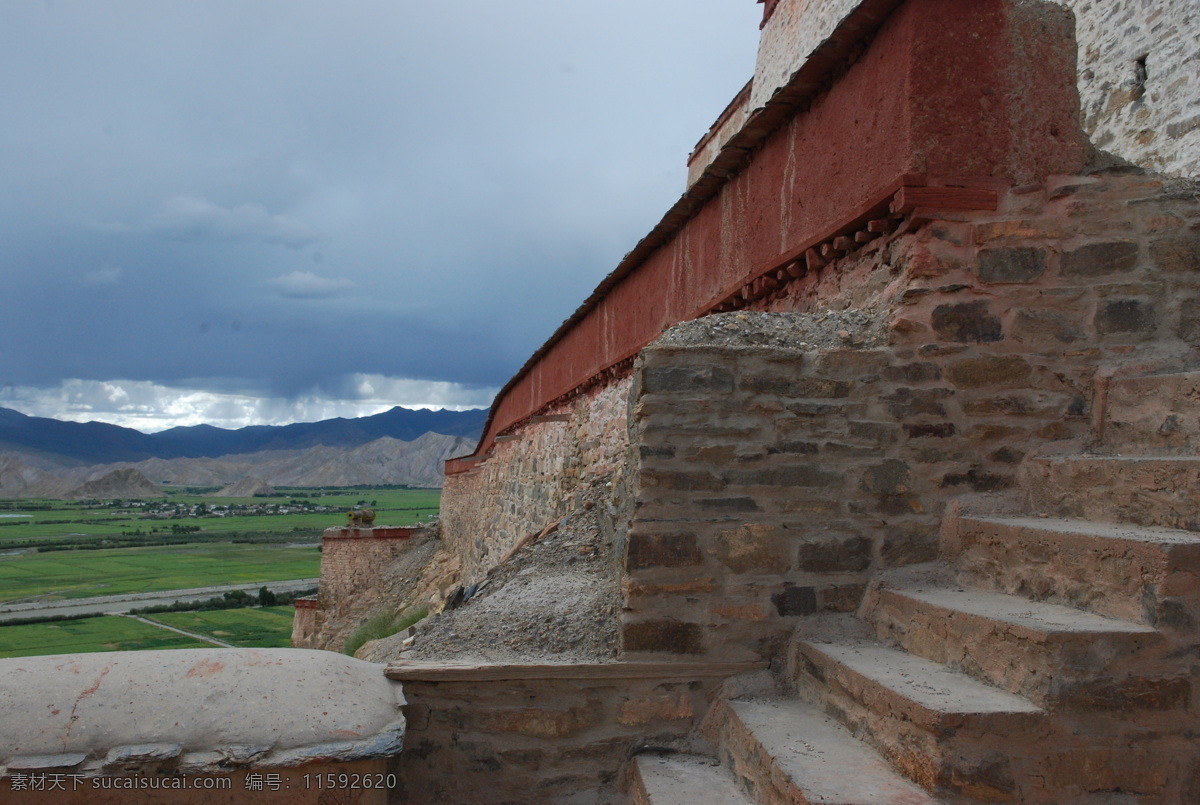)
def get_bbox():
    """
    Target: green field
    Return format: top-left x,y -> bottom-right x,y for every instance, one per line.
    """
0,487 -> 440,542
0,615 -> 210,658
0,543 -> 320,603
148,606 -> 296,648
